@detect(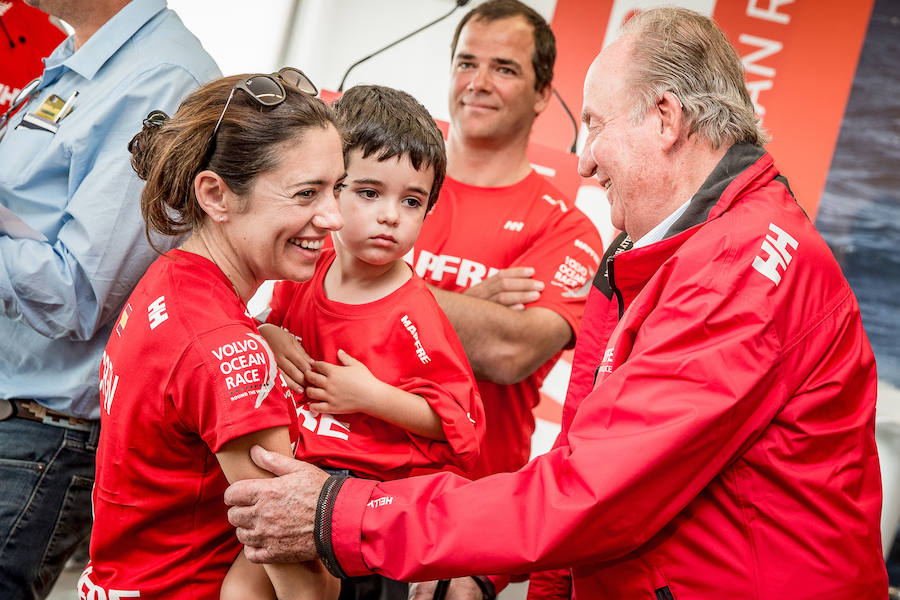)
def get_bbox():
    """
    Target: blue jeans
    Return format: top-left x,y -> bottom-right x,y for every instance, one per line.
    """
0,417 -> 99,599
